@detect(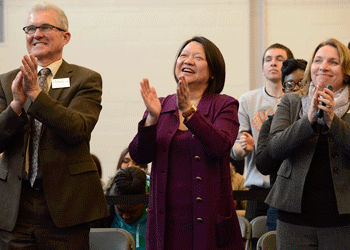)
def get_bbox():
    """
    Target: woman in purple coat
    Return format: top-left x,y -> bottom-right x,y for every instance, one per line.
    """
129,36 -> 244,250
